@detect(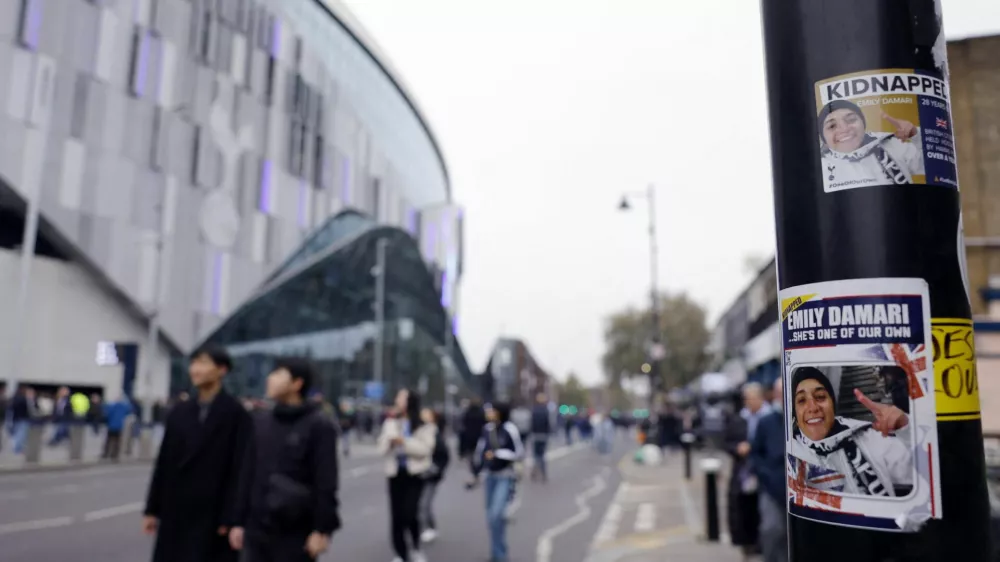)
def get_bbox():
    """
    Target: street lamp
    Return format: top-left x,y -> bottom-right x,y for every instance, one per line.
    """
618,184 -> 664,394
